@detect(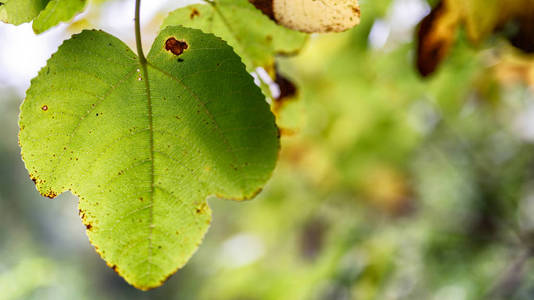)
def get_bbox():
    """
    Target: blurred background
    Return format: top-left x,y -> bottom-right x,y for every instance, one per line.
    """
1,0 -> 534,299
